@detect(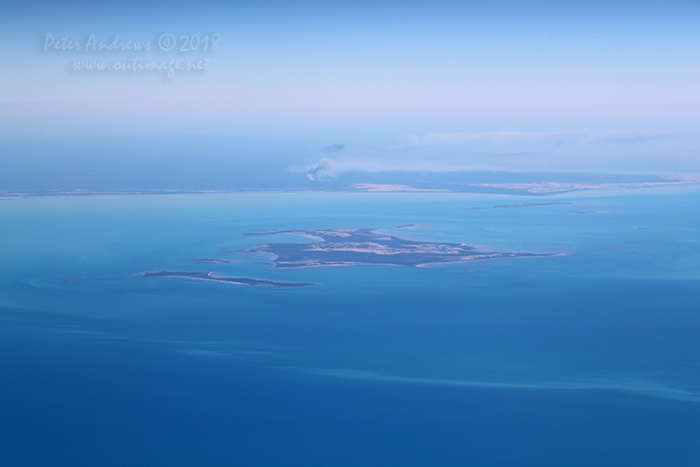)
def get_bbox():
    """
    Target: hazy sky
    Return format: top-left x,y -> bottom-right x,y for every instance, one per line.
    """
1,0 -> 699,190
